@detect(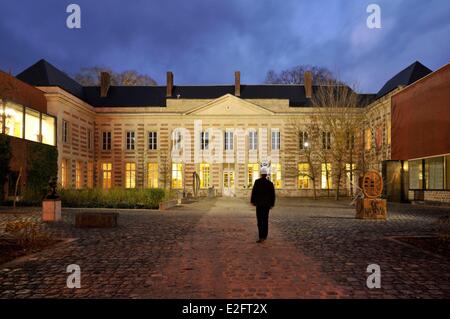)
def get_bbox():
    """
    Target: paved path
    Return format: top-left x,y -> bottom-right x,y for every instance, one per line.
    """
0,198 -> 449,298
